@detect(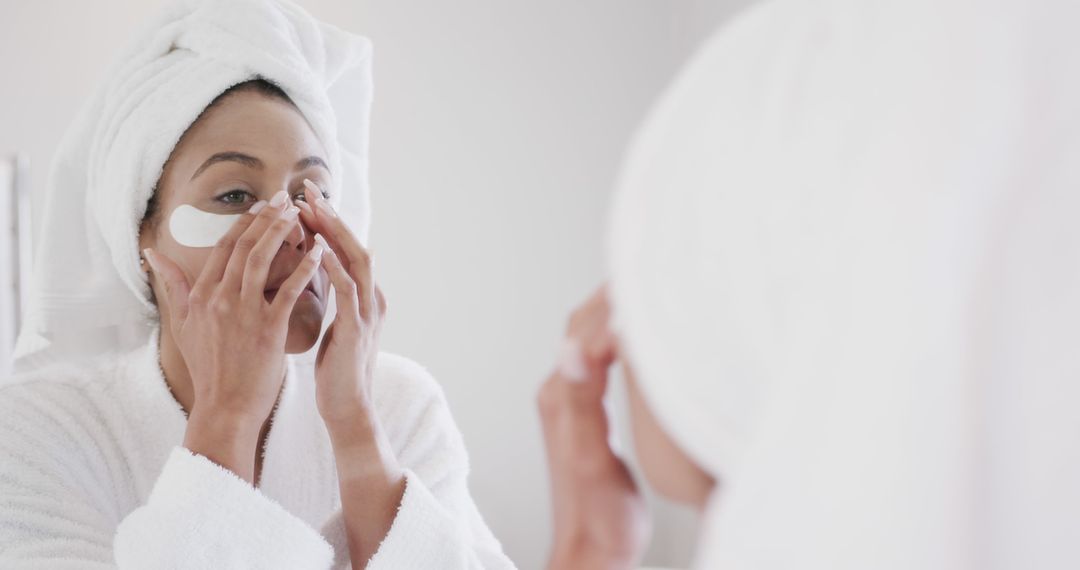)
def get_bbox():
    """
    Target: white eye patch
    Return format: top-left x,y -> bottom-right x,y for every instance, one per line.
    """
168,204 -> 242,248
